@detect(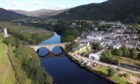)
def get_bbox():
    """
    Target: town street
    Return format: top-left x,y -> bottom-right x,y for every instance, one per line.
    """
72,54 -> 140,75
